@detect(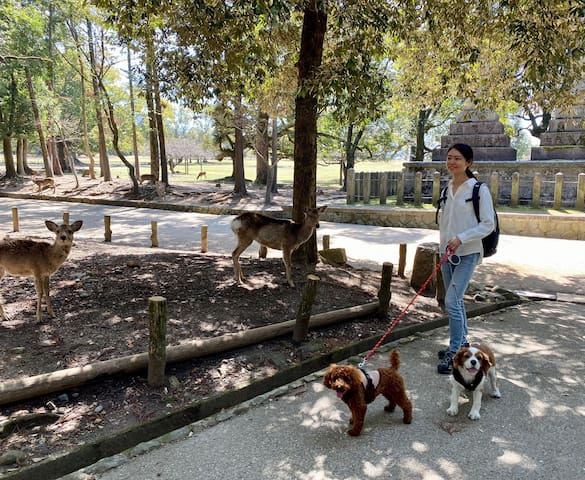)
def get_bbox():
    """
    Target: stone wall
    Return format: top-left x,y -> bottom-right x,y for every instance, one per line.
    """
312,205 -> 585,241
